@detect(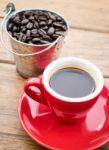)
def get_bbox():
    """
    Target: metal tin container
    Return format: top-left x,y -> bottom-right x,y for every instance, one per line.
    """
1,5 -> 68,78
